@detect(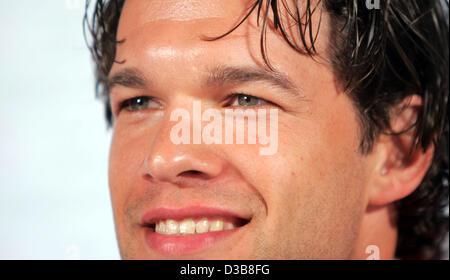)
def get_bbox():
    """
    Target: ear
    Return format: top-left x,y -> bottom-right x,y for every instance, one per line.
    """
367,95 -> 435,206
